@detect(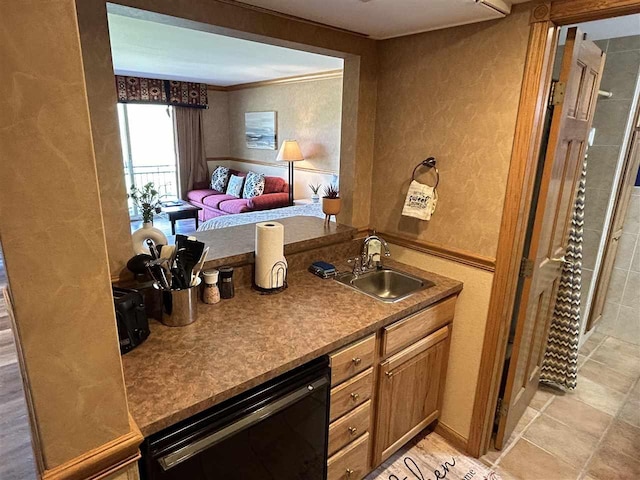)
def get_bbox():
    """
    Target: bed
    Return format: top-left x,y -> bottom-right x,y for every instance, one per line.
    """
197,202 -> 325,231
